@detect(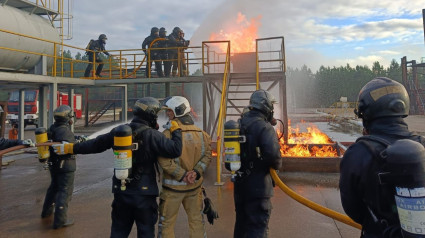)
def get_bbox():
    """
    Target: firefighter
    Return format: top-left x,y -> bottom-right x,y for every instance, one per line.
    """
41,105 -> 77,229
339,77 -> 425,237
233,89 -> 282,238
52,97 -> 182,238
142,27 -> 164,77
167,27 -> 190,77
157,96 -> 212,238
158,27 -> 170,77
84,34 -> 110,78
